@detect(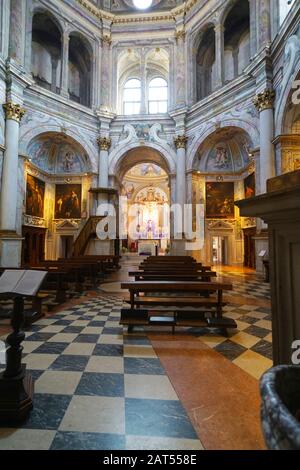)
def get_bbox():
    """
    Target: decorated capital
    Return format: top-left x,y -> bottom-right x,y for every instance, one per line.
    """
253,89 -> 275,112
175,29 -> 186,42
174,135 -> 188,150
97,136 -> 111,151
3,101 -> 26,122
